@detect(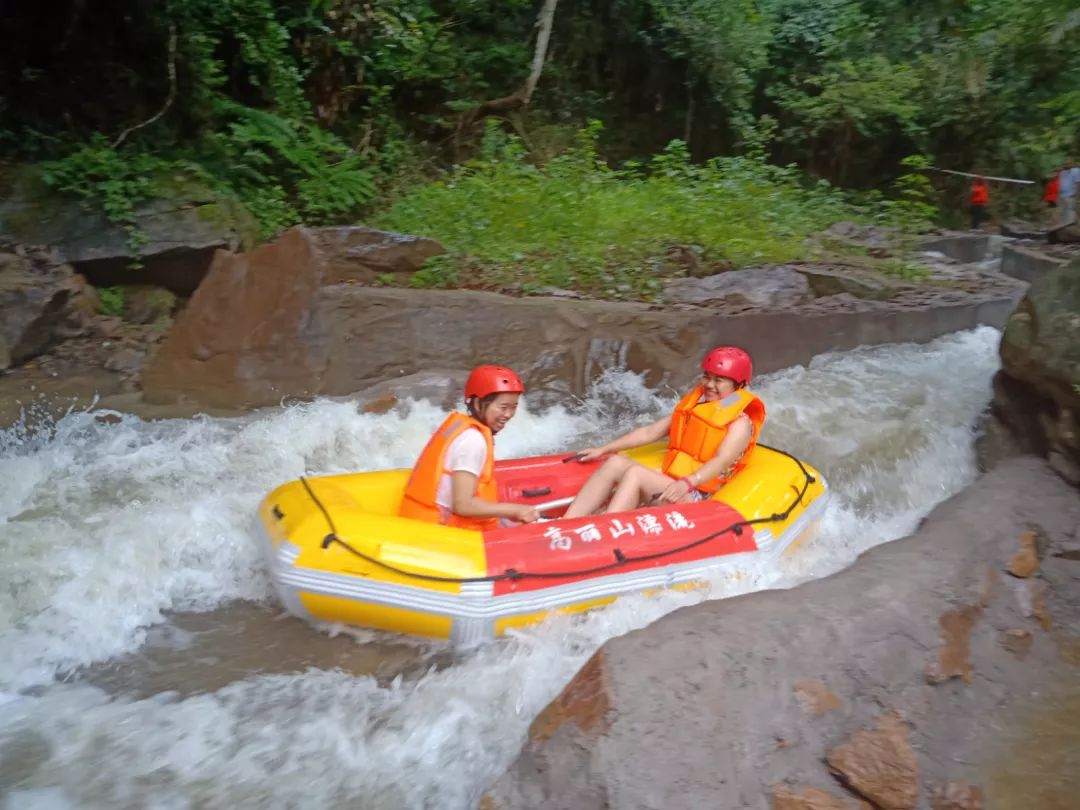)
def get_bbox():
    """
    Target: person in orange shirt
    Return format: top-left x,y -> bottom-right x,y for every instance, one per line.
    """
970,176 -> 989,230
1044,171 -> 1060,208
399,366 -> 539,530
